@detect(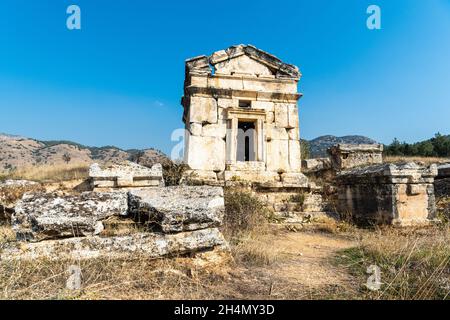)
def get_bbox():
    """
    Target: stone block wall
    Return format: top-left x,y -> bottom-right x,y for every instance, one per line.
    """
336,163 -> 438,226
